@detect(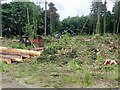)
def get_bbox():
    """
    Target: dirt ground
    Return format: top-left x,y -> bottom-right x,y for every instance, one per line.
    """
0,73 -> 25,88
0,71 -> 118,88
